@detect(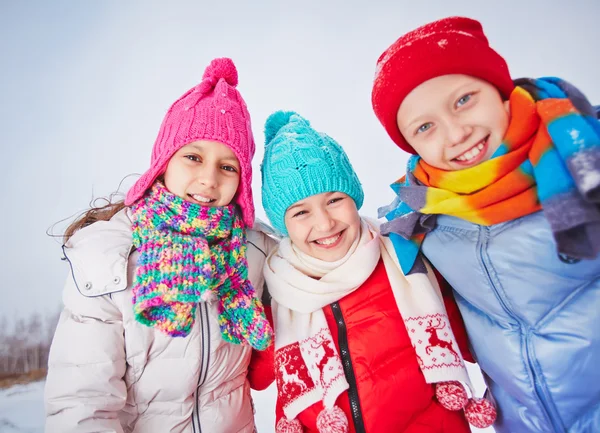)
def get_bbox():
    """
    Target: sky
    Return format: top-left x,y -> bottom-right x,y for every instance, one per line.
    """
1,0 -> 599,321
